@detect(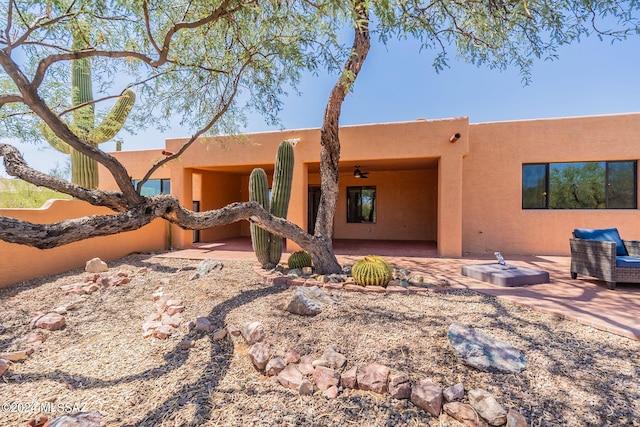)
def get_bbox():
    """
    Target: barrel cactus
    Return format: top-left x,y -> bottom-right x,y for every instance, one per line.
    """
40,22 -> 135,189
351,256 -> 394,287
288,250 -> 312,269
249,140 -> 294,268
